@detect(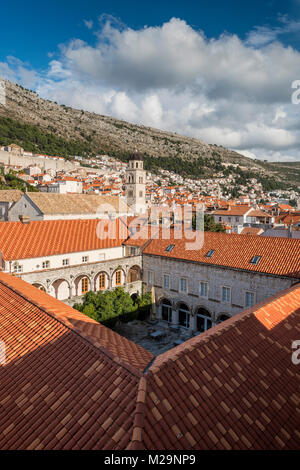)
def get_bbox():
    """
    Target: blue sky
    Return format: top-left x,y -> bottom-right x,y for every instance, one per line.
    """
1,0 -> 299,69
1,1 -> 300,161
